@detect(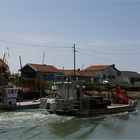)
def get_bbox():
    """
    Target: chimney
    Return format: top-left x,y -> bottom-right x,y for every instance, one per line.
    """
77,68 -> 80,71
112,64 -> 115,68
